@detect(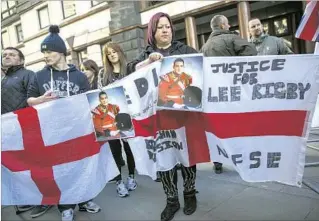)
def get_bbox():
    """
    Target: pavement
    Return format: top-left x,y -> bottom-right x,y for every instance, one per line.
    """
2,133 -> 319,221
